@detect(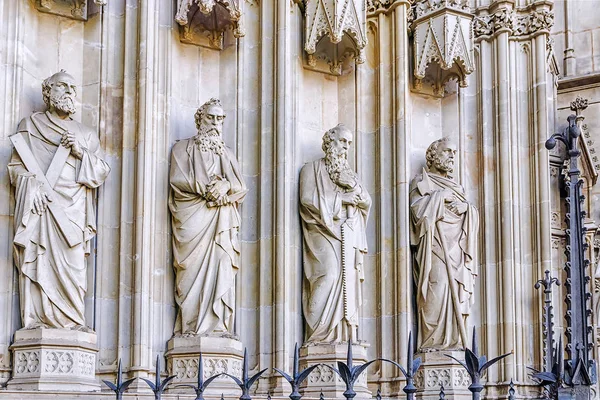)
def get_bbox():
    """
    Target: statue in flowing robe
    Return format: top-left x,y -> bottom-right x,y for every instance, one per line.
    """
8,71 -> 111,330
300,124 -> 371,344
169,98 -> 247,336
410,138 -> 478,351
